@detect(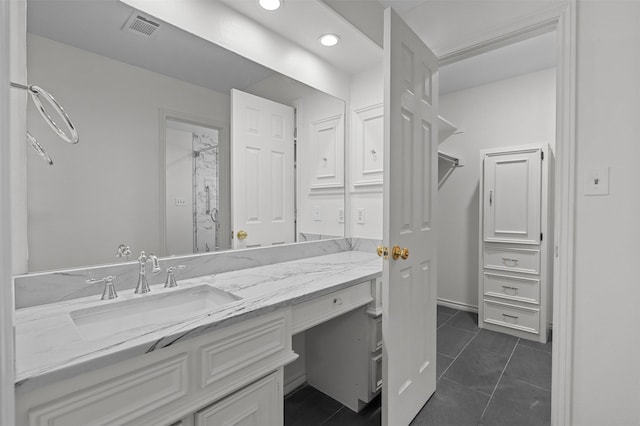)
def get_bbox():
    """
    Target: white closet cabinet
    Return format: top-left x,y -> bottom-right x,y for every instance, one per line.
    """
479,145 -> 552,343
